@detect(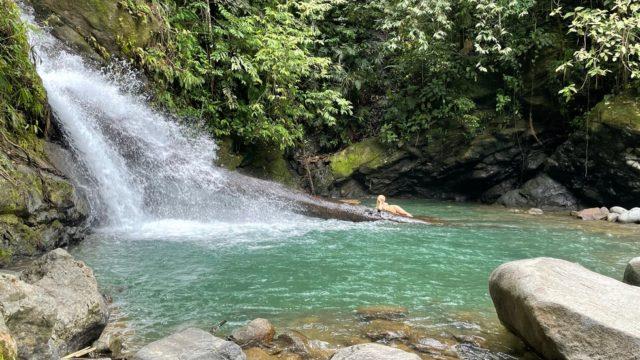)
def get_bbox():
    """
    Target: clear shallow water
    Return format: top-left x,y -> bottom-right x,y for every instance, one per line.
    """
71,199 -> 640,352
